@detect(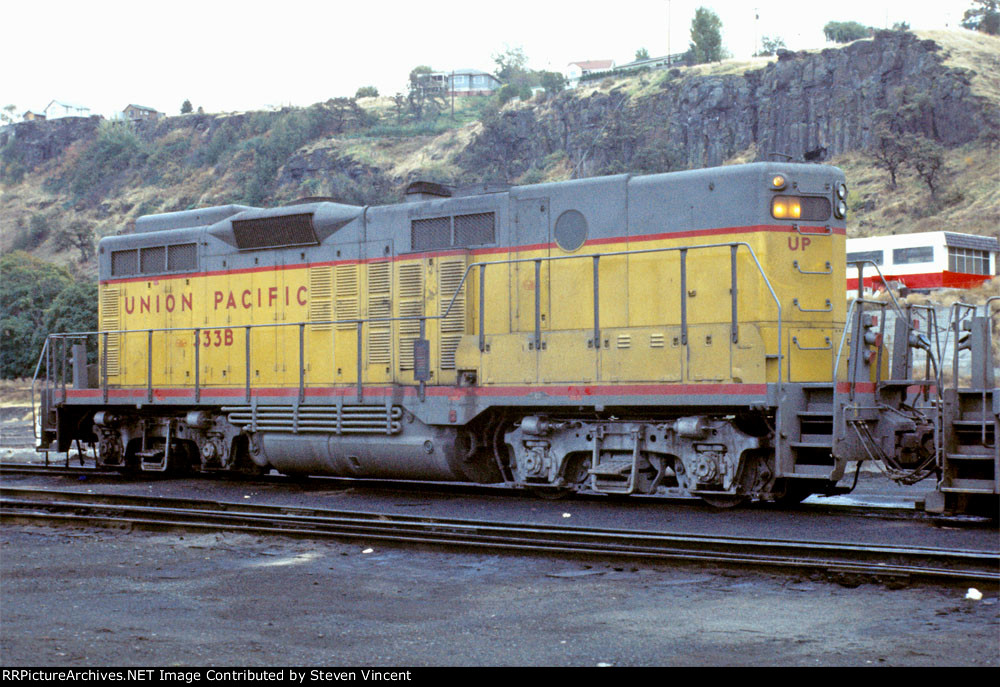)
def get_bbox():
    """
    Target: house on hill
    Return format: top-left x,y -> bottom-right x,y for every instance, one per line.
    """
43,100 -> 91,119
122,104 -> 163,121
21,111 -> 45,121
565,59 -> 614,86
415,69 -> 500,96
